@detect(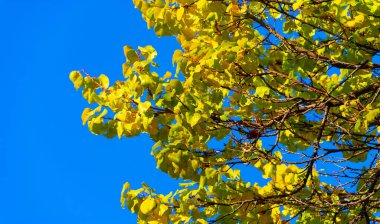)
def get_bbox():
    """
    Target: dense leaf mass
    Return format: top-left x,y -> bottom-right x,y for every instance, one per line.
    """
71,0 -> 380,223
